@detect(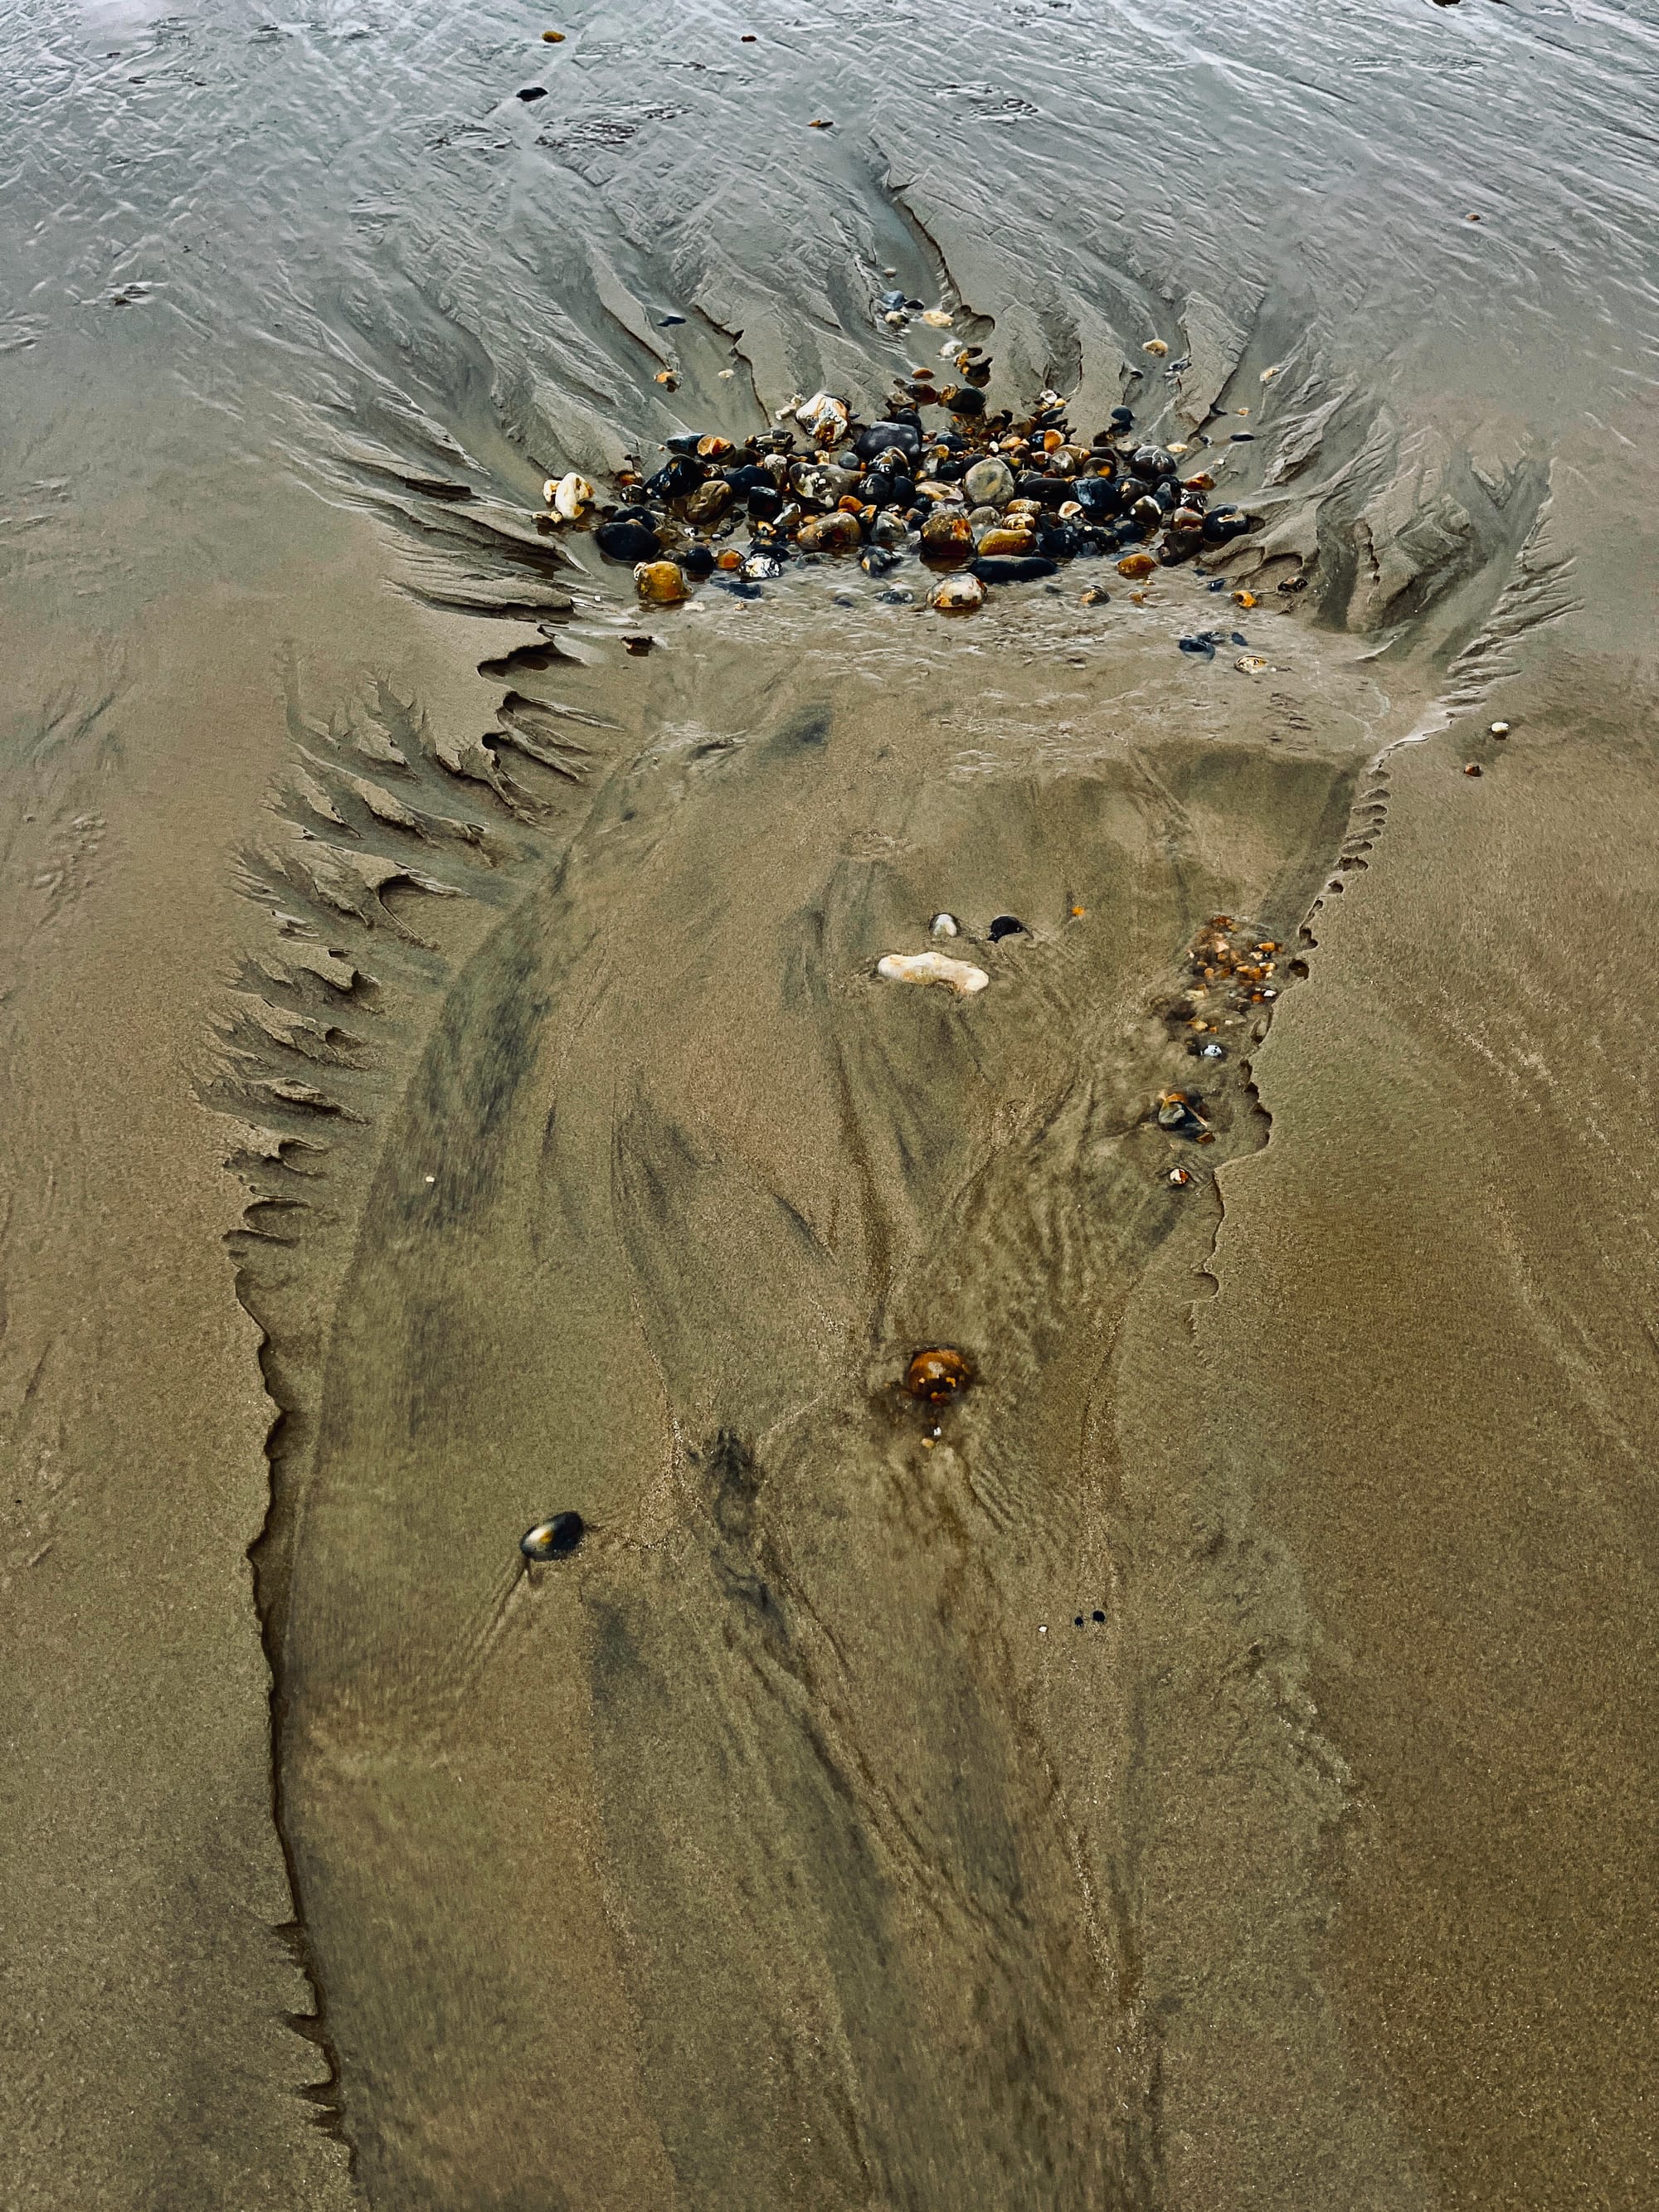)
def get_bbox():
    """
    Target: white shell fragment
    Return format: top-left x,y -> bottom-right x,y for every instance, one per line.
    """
795,389 -> 849,443
878,950 -> 990,996
542,471 -> 595,520
930,912 -> 960,937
